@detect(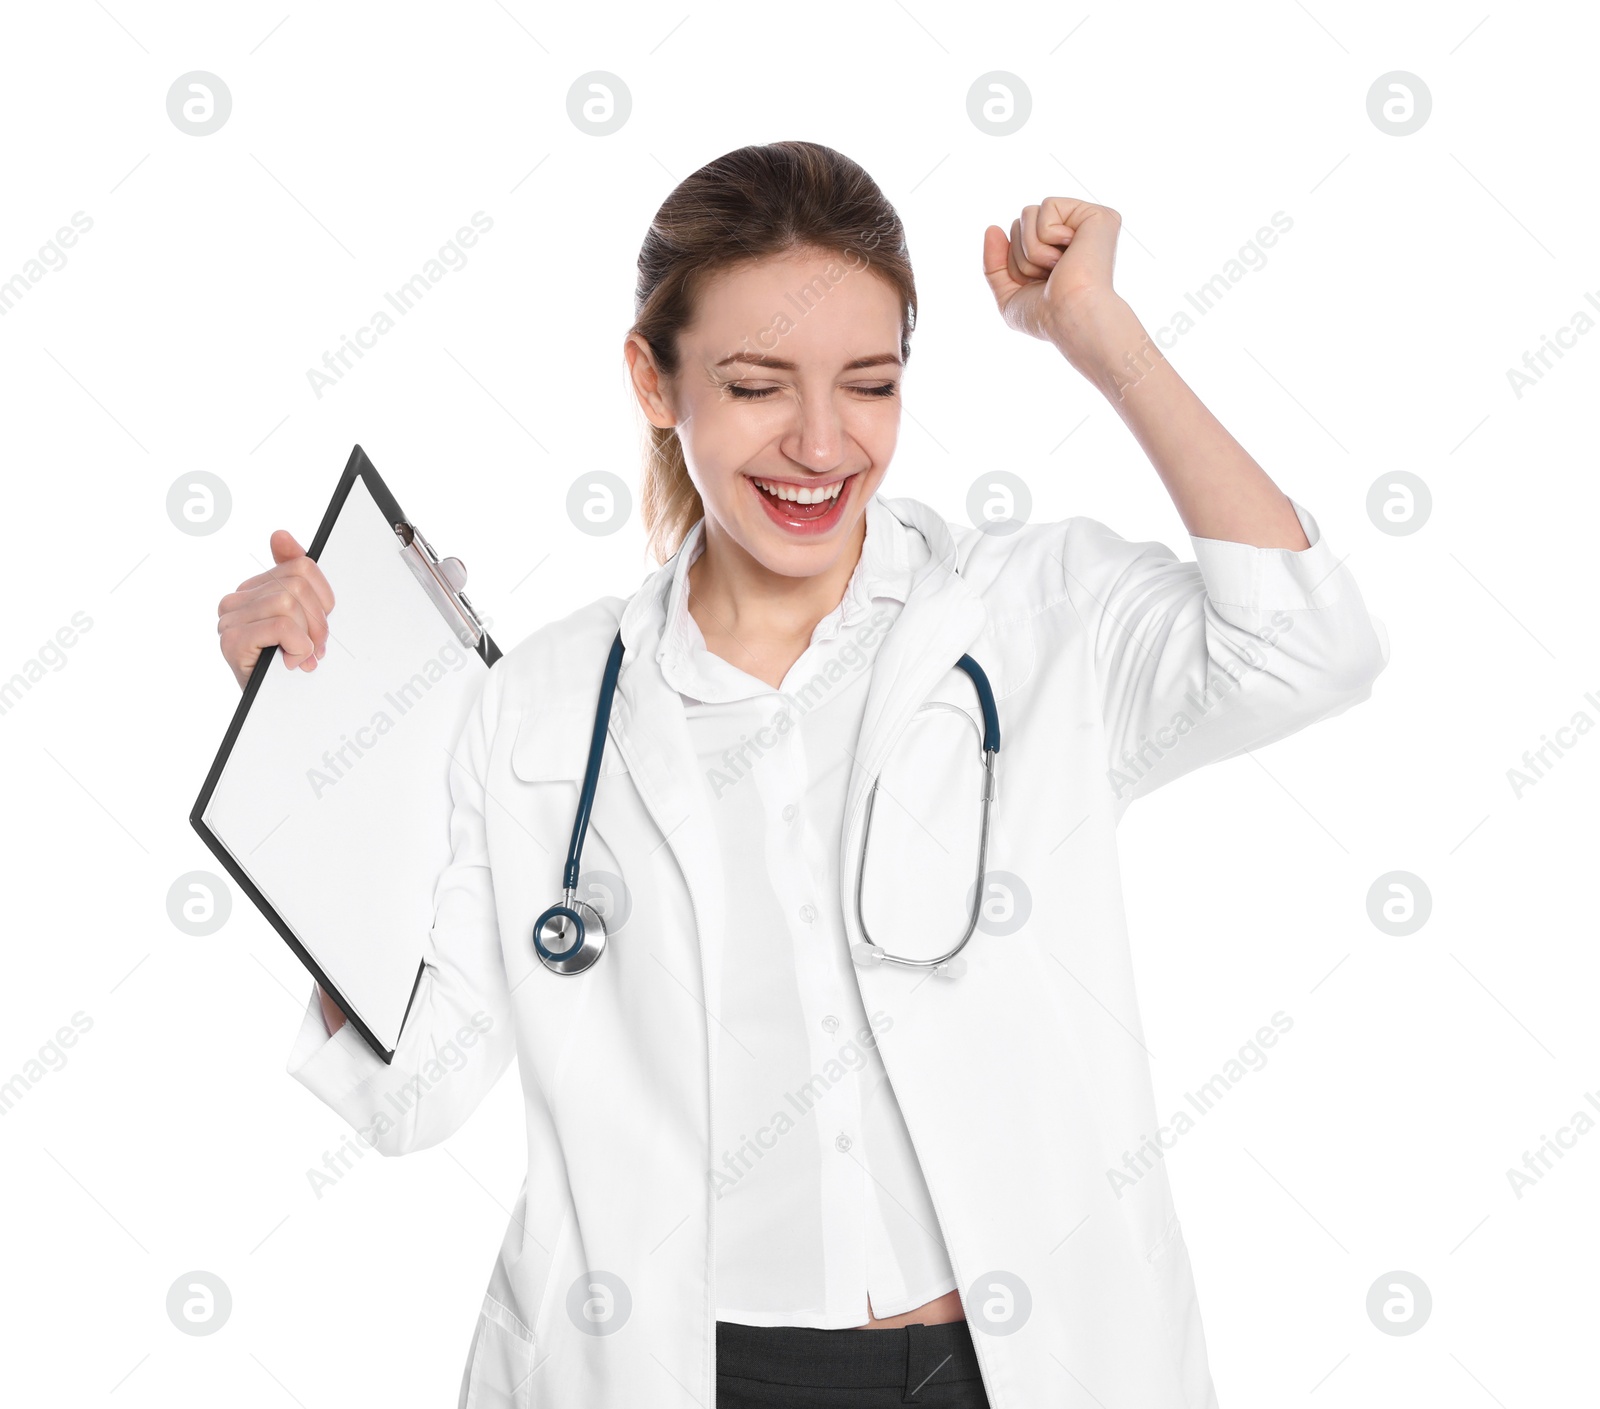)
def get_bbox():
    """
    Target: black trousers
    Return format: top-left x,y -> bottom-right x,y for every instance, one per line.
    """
716,1319 -> 992,1408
